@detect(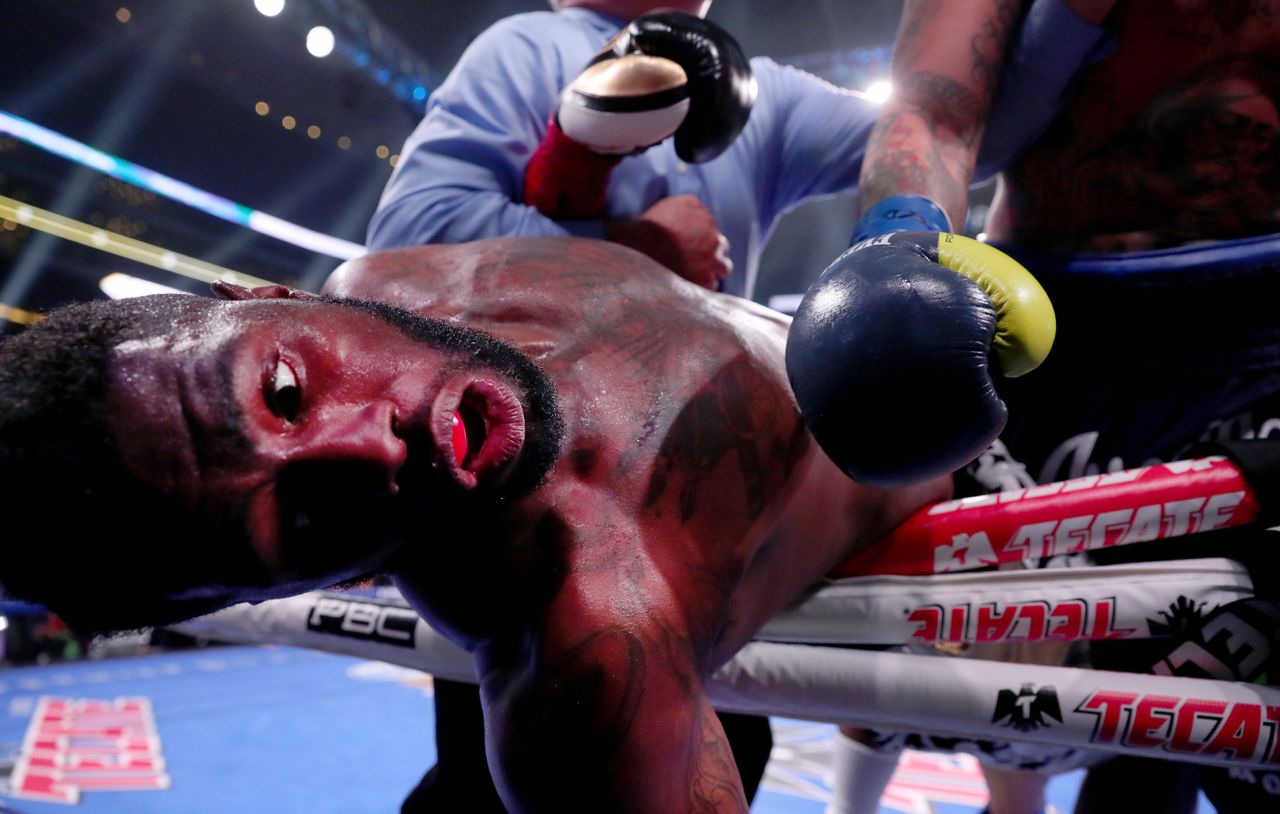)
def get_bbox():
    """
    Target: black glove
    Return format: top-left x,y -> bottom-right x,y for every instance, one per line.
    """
562,10 -> 757,163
